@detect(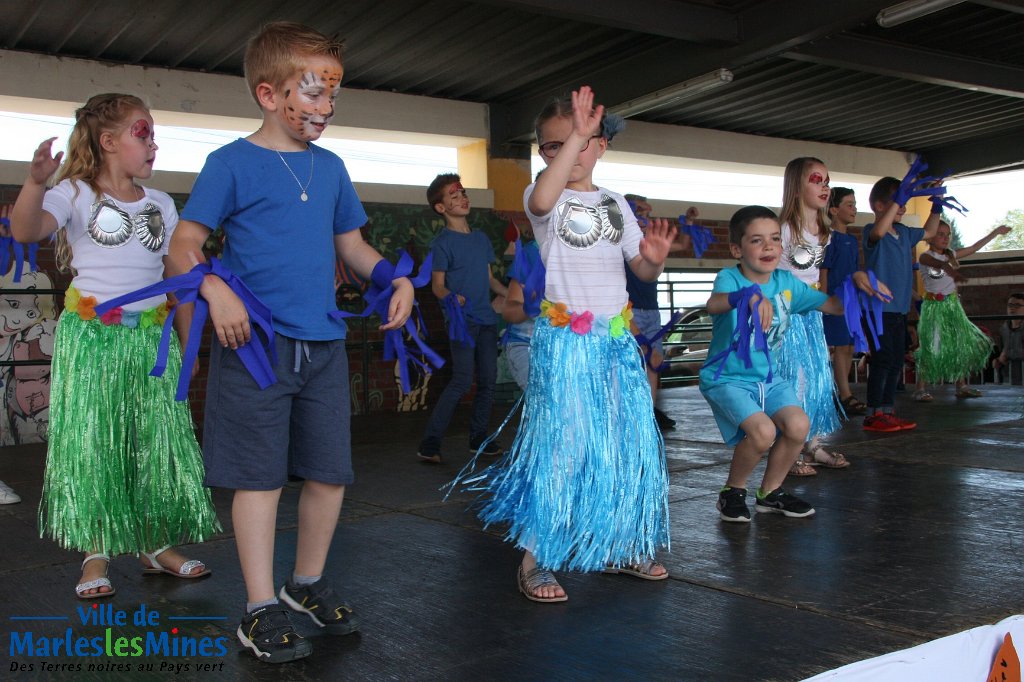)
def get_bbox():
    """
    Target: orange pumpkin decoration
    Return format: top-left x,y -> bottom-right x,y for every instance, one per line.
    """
987,633 -> 1021,682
